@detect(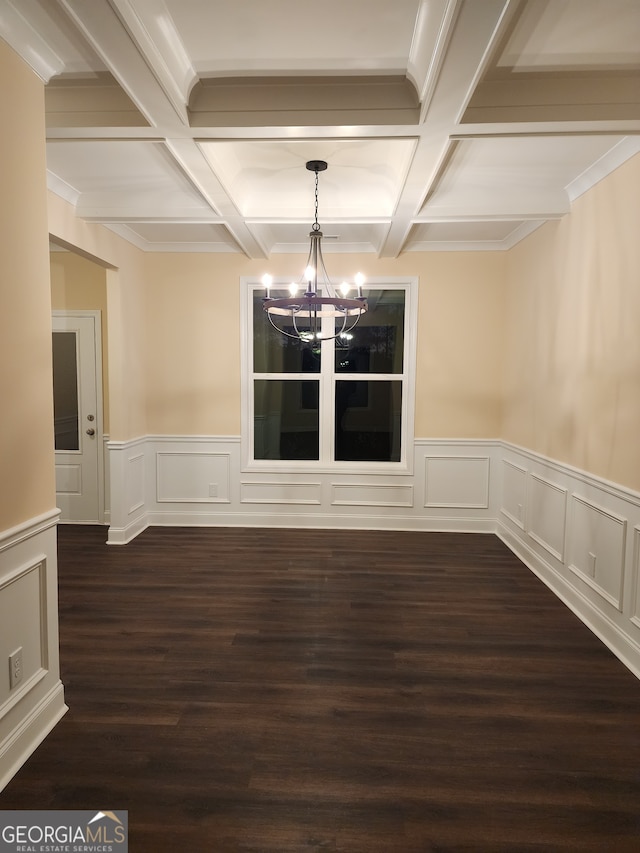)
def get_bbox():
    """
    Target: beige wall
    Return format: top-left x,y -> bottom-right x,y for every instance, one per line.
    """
0,41 -> 55,530
142,251 -> 507,438
44,131 -> 639,494
503,153 -> 640,491
50,250 -> 110,433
